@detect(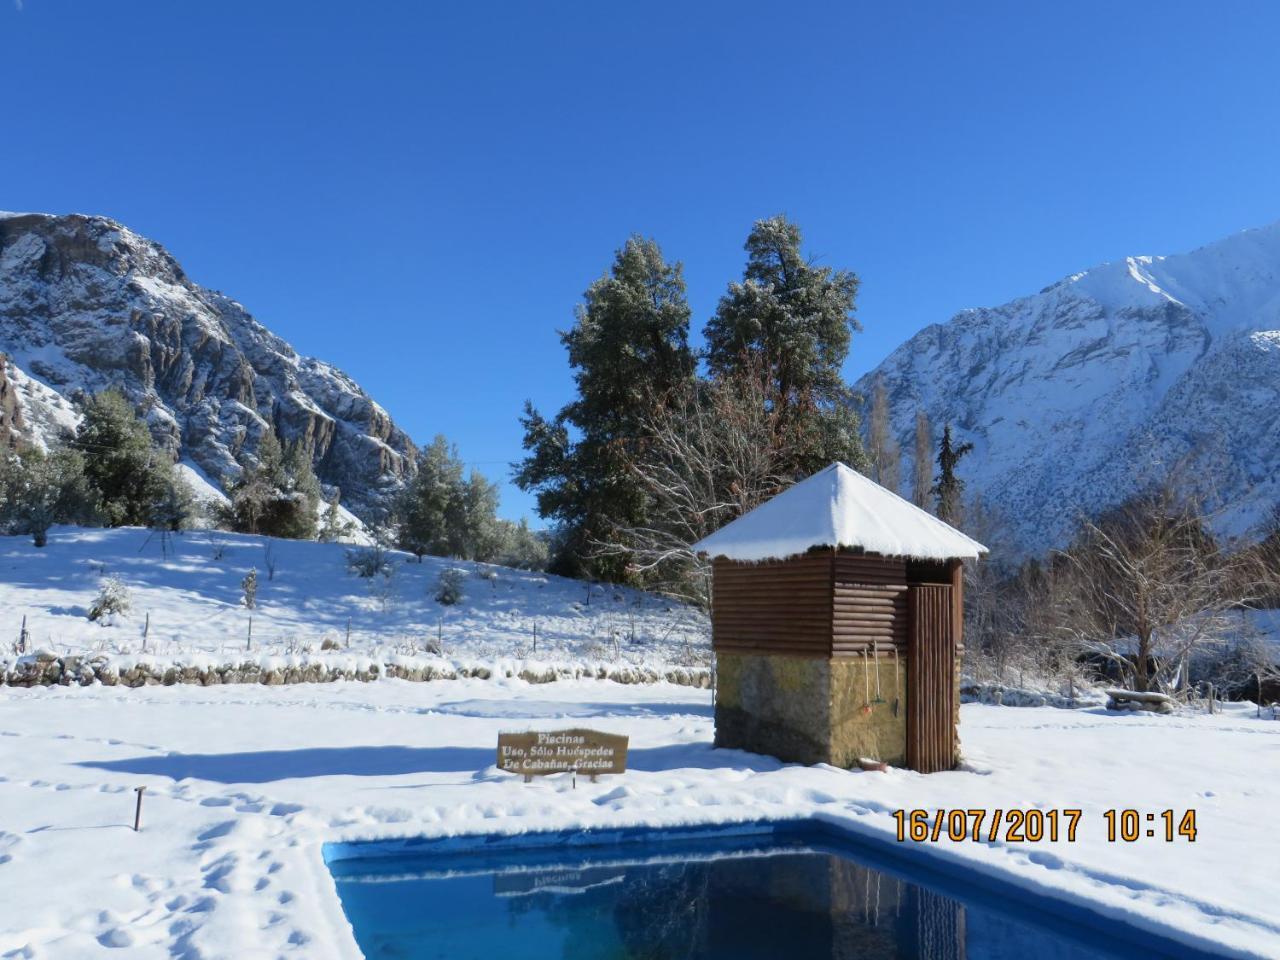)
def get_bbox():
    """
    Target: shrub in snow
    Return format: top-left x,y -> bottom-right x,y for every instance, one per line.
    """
435,567 -> 466,606
88,576 -> 132,622
318,492 -> 354,543
241,567 -> 258,609
346,544 -> 392,579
